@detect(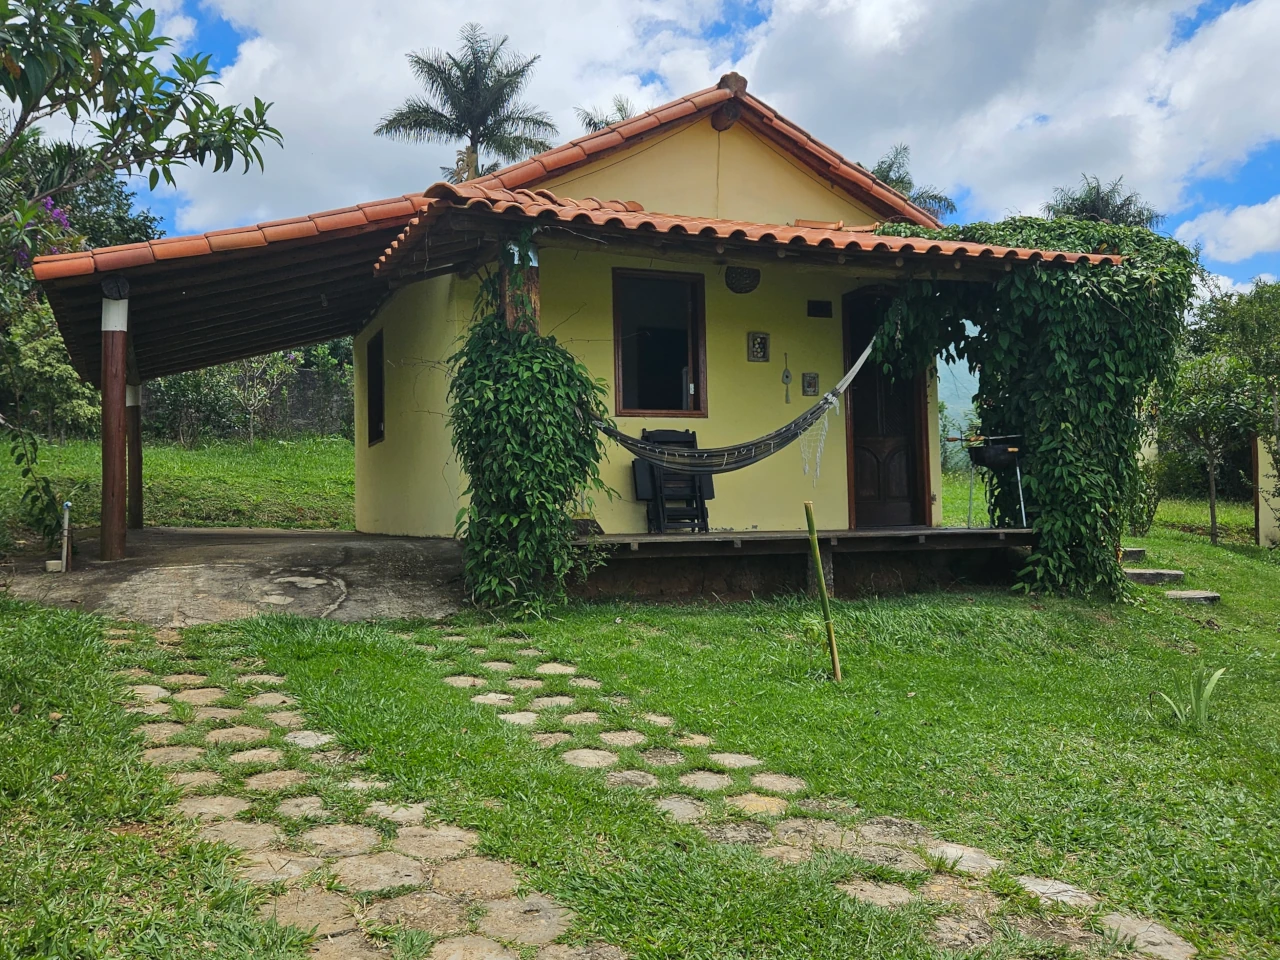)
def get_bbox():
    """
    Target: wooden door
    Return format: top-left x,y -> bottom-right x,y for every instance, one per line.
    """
844,291 -> 922,528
